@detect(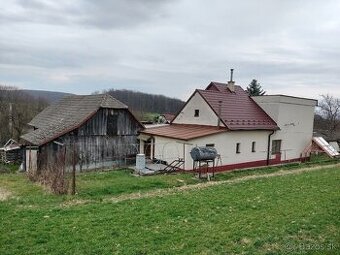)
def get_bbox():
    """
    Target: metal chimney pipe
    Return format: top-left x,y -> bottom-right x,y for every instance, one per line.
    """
227,68 -> 235,92
230,68 -> 234,82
